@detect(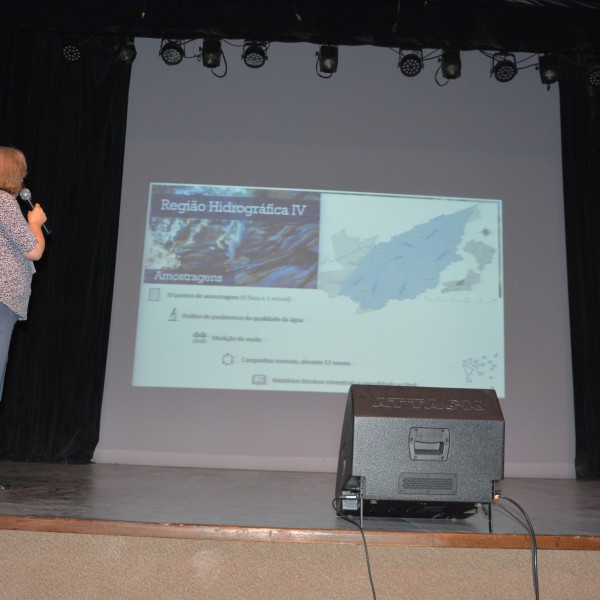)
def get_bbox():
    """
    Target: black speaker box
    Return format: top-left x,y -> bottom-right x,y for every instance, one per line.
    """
335,385 -> 505,516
